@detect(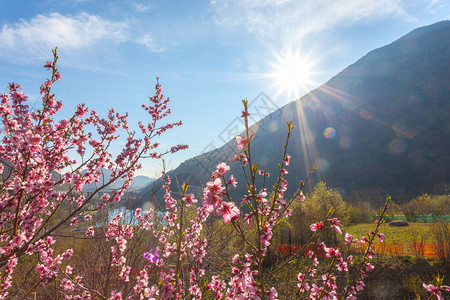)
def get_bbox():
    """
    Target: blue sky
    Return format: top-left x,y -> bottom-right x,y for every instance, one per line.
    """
0,0 -> 449,177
